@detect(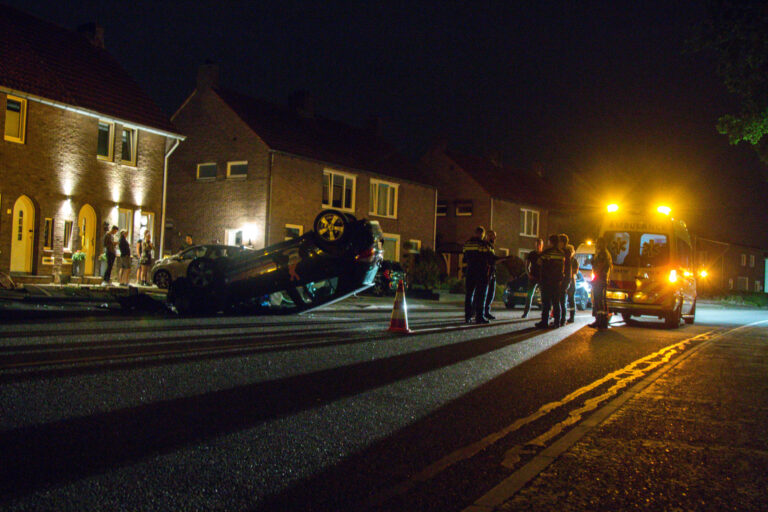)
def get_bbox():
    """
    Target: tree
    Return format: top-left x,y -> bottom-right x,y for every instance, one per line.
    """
693,0 -> 768,164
